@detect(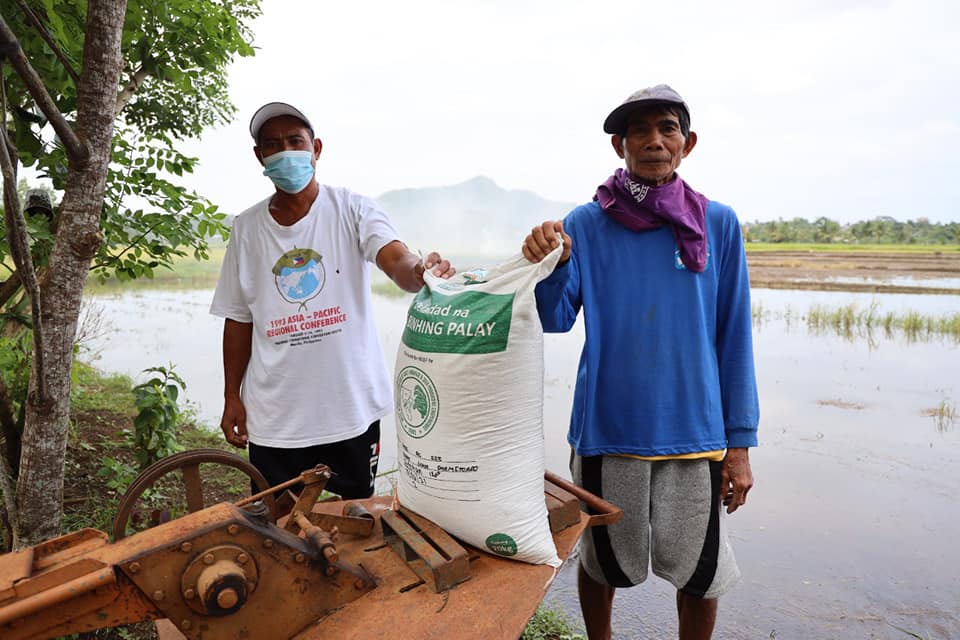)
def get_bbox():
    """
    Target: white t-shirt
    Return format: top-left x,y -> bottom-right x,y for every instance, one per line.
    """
210,185 -> 401,447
